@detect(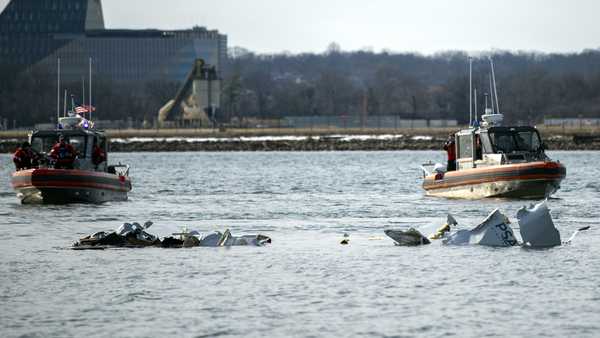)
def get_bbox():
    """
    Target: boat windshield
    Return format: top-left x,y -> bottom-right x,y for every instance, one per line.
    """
31,136 -> 57,154
489,129 -> 542,153
31,135 -> 87,157
68,136 -> 87,158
